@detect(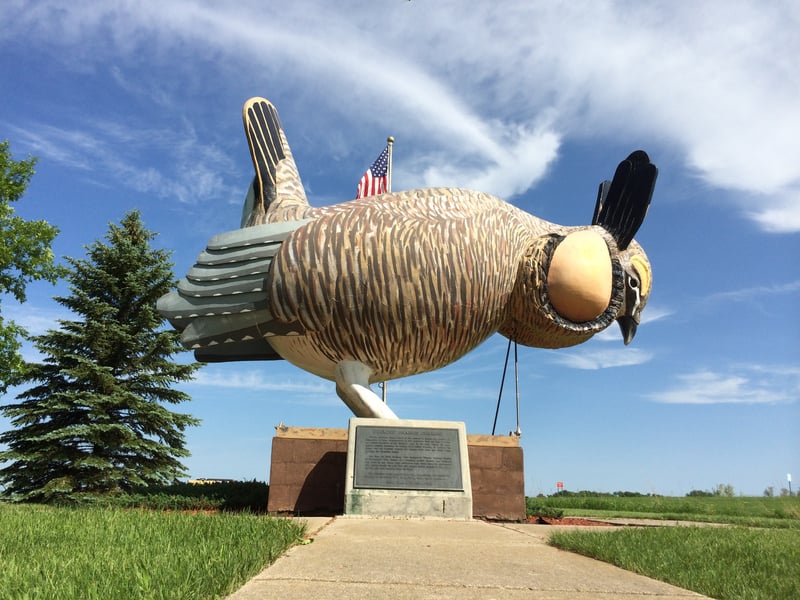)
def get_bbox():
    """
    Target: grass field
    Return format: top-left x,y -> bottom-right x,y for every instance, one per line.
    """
528,494 -> 800,528
0,503 -> 306,600
540,495 -> 800,600
3,494 -> 798,599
